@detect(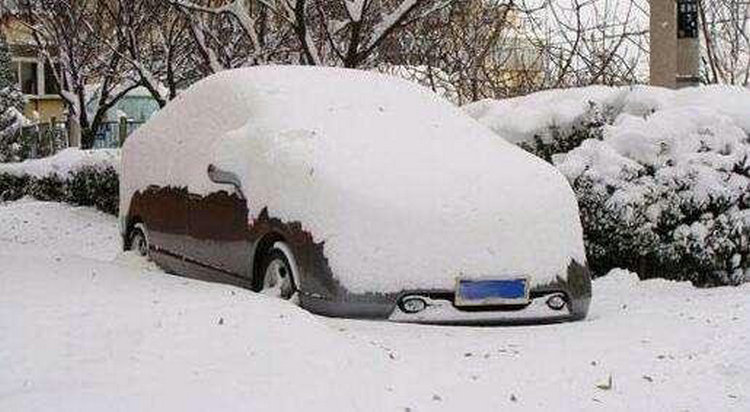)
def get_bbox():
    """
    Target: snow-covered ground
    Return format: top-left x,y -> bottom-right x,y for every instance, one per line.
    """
1,200 -> 748,411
